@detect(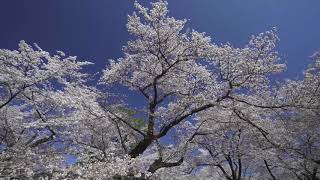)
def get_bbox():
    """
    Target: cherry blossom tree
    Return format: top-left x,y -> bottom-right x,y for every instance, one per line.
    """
100,0 -> 287,177
0,40 -> 94,178
266,54 -> 320,180
0,1 -> 319,179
